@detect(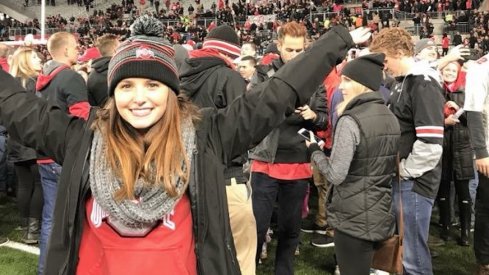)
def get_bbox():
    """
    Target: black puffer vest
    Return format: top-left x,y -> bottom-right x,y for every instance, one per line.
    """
328,92 -> 400,242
